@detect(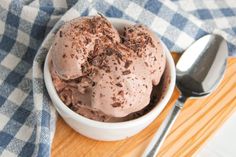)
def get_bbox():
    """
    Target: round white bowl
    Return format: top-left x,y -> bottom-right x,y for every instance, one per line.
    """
44,18 -> 176,141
